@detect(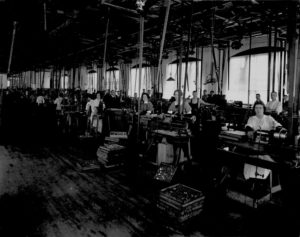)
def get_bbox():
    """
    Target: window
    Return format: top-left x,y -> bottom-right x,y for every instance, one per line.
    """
164,60 -> 201,99
105,69 -> 120,91
129,66 -> 151,97
43,72 -> 51,89
60,75 -> 69,89
227,52 -> 283,104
